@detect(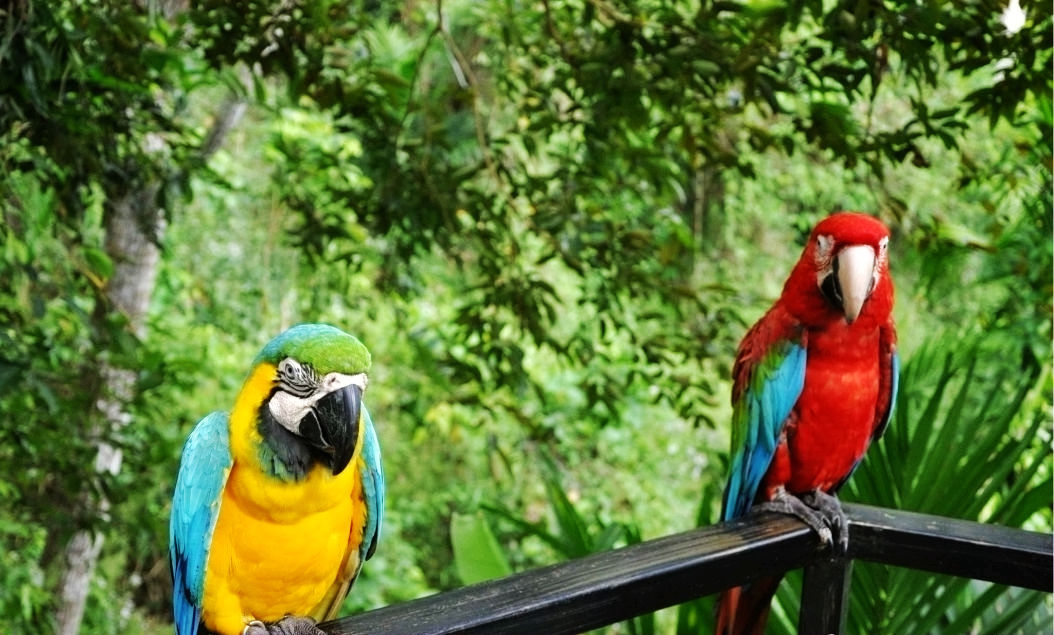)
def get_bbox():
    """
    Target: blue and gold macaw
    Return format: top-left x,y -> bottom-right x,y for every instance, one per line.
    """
169,324 -> 384,635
